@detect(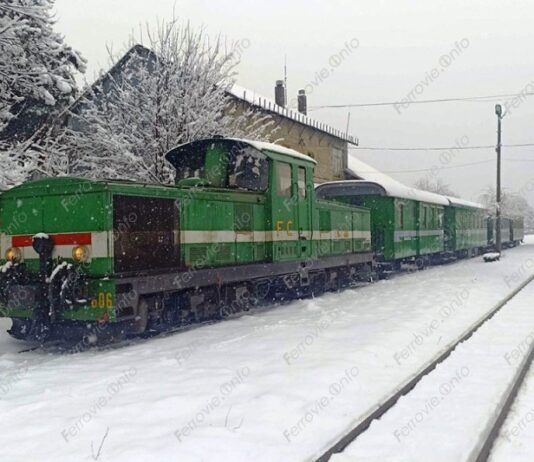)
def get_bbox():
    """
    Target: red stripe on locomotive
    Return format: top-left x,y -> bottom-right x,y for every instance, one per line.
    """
12,233 -> 92,248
